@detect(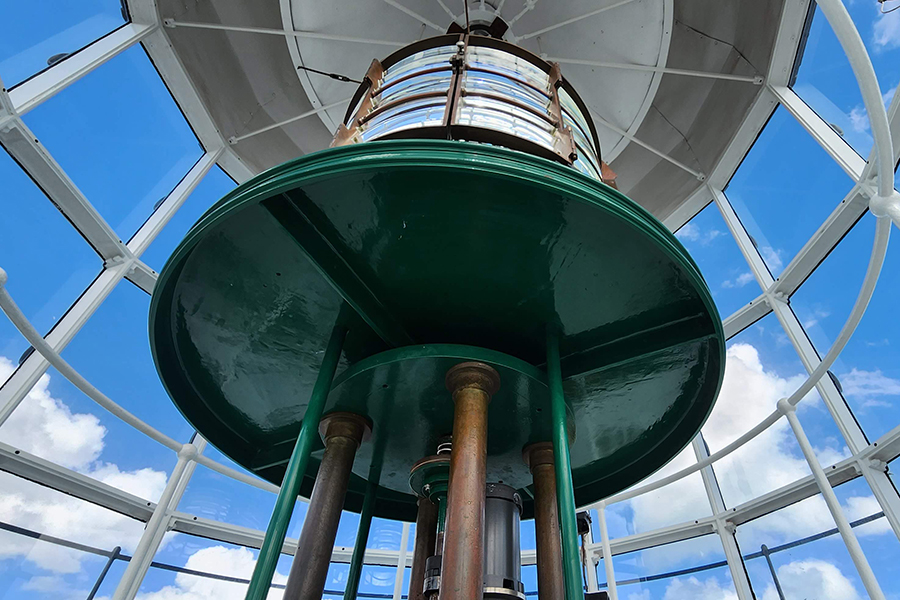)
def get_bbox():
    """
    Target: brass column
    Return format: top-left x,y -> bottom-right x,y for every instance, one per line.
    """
408,496 -> 439,600
283,412 -> 370,600
524,442 -> 566,600
439,362 -> 499,600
